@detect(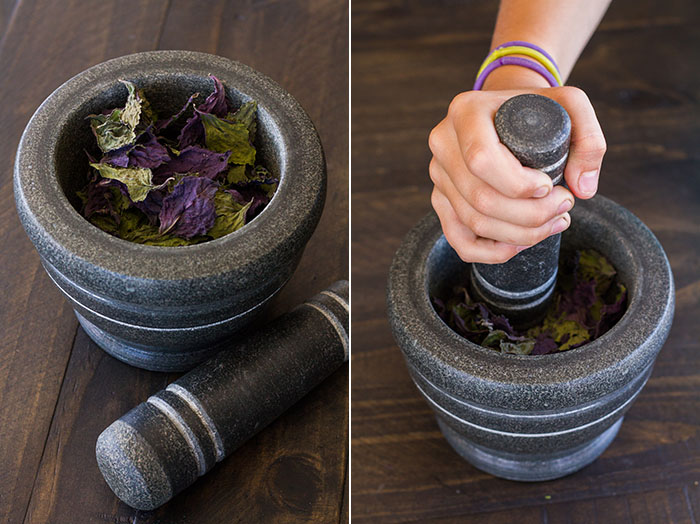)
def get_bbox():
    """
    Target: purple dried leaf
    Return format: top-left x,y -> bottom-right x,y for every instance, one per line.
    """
198,75 -> 231,117
154,146 -> 230,183
177,114 -> 205,149
432,297 -> 446,318
159,176 -> 218,238
531,334 -> 558,355
176,76 -> 231,149
594,283 -> 628,337
101,144 -> 132,167
127,130 -> 171,169
226,187 -> 269,221
82,177 -> 117,220
559,278 -> 598,326
155,93 -> 198,132
491,313 -> 516,336
132,189 -> 165,225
